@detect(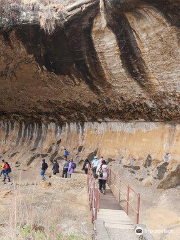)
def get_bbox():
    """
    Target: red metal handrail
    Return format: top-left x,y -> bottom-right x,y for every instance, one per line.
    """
87,169 -> 100,223
108,168 -> 141,224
